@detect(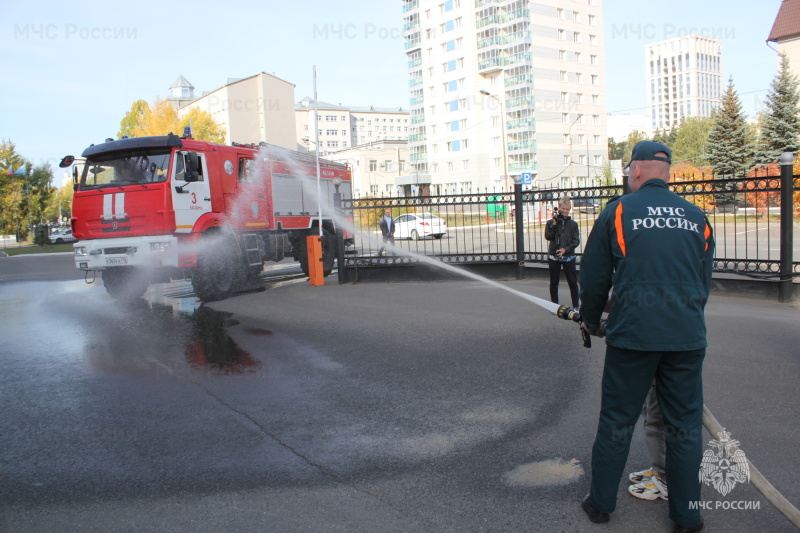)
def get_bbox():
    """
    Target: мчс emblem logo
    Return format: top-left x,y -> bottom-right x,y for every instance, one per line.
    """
699,428 -> 750,496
